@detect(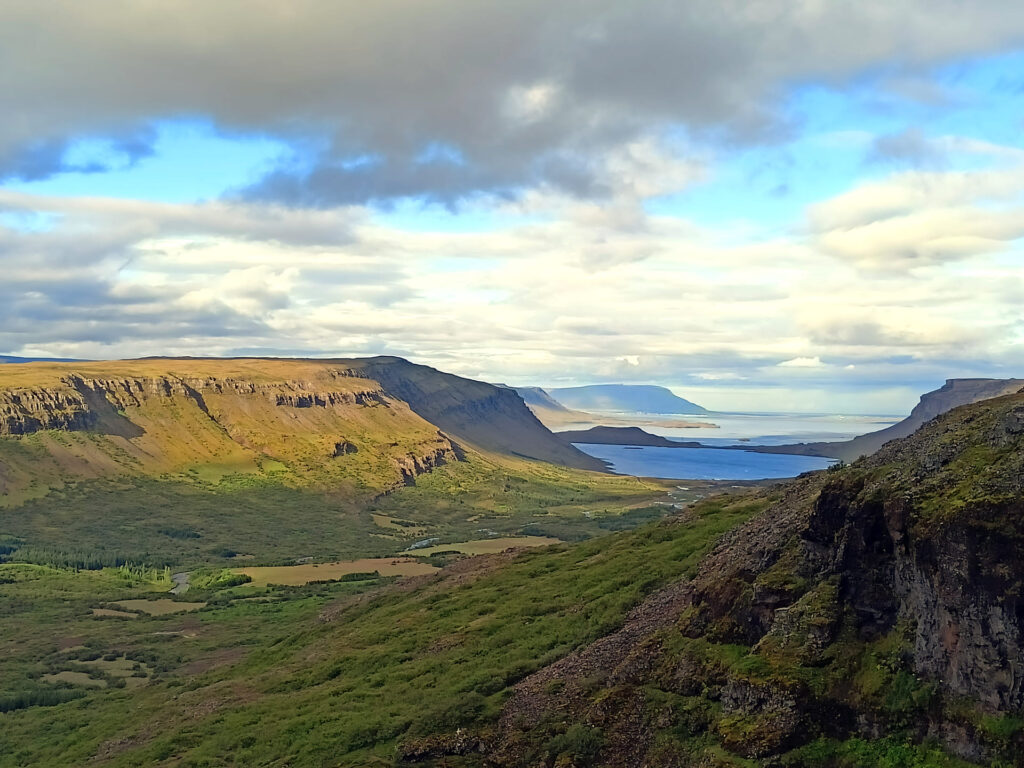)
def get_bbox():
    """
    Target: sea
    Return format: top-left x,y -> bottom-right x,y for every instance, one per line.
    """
569,411 -> 902,481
